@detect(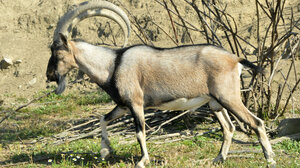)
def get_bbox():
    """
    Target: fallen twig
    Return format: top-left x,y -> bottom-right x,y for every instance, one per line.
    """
152,127 -> 221,144
0,89 -> 55,125
227,155 -> 255,159
228,150 -> 262,154
50,108 -> 214,145
148,110 -> 191,136
270,133 -> 300,145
